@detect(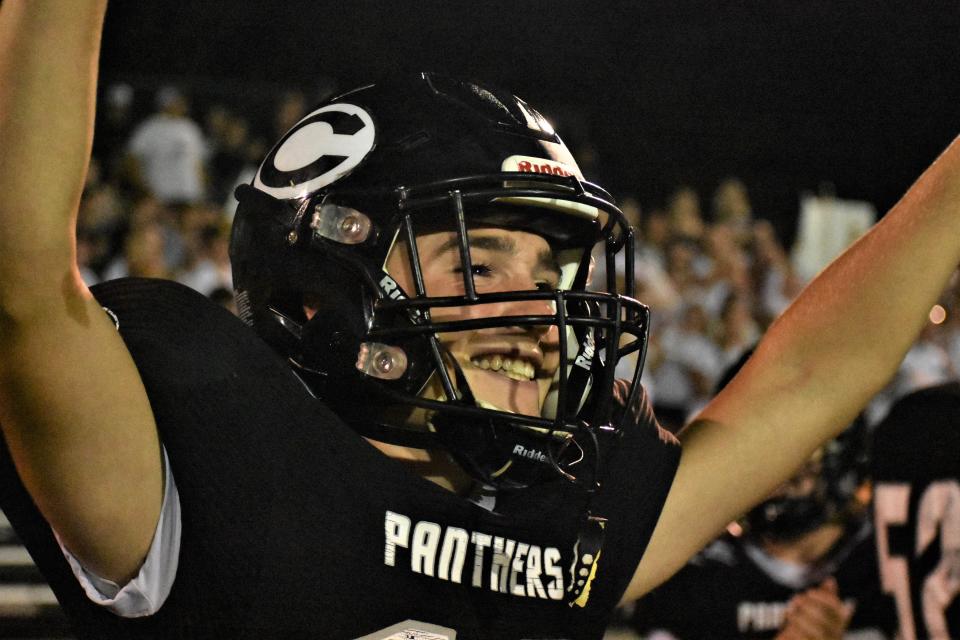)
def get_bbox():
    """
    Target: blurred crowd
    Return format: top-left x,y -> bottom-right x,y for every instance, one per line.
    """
80,82 -> 960,434
592,182 -> 960,433
78,82 -> 312,314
